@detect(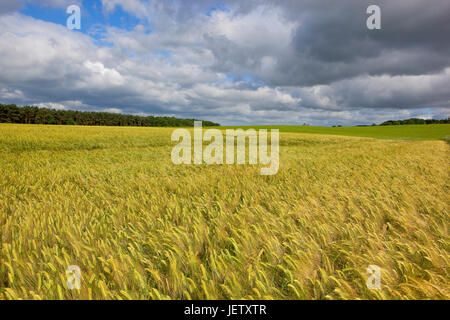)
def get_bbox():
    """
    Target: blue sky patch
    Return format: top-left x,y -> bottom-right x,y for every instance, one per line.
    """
21,0 -> 147,35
